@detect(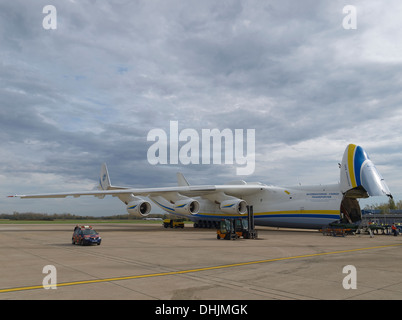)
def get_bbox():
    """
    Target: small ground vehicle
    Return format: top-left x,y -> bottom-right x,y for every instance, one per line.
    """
163,219 -> 185,228
72,225 -> 101,246
217,218 -> 257,240
217,219 -> 238,240
216,206 -> 258,240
